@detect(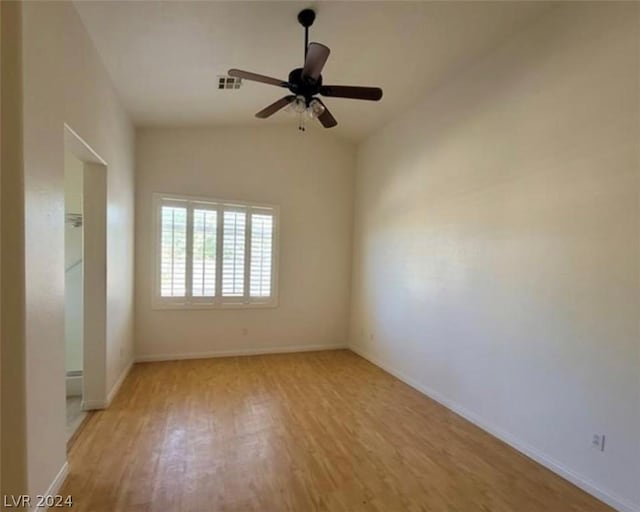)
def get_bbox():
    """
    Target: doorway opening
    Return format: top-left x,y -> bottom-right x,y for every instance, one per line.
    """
64,150 -> 86,440
63,124 -> 108,445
